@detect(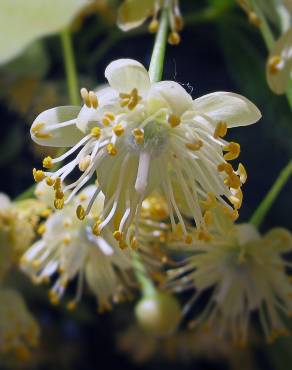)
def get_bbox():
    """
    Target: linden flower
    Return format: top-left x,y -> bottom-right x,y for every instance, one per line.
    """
21,185 -> 132,311
117,0 -> 183,45
31,58 -> 261,248
0,288 -> 39,361
168,215 -> 292,344
267,28 -> 292,94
